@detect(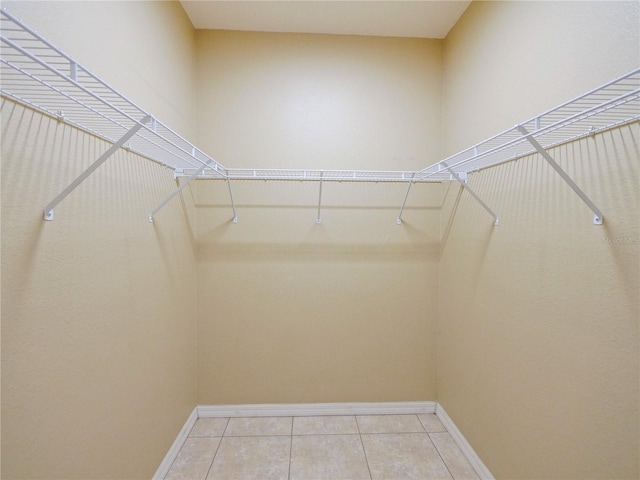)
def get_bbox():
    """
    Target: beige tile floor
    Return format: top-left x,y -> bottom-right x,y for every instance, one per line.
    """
164,414 -> 480,480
